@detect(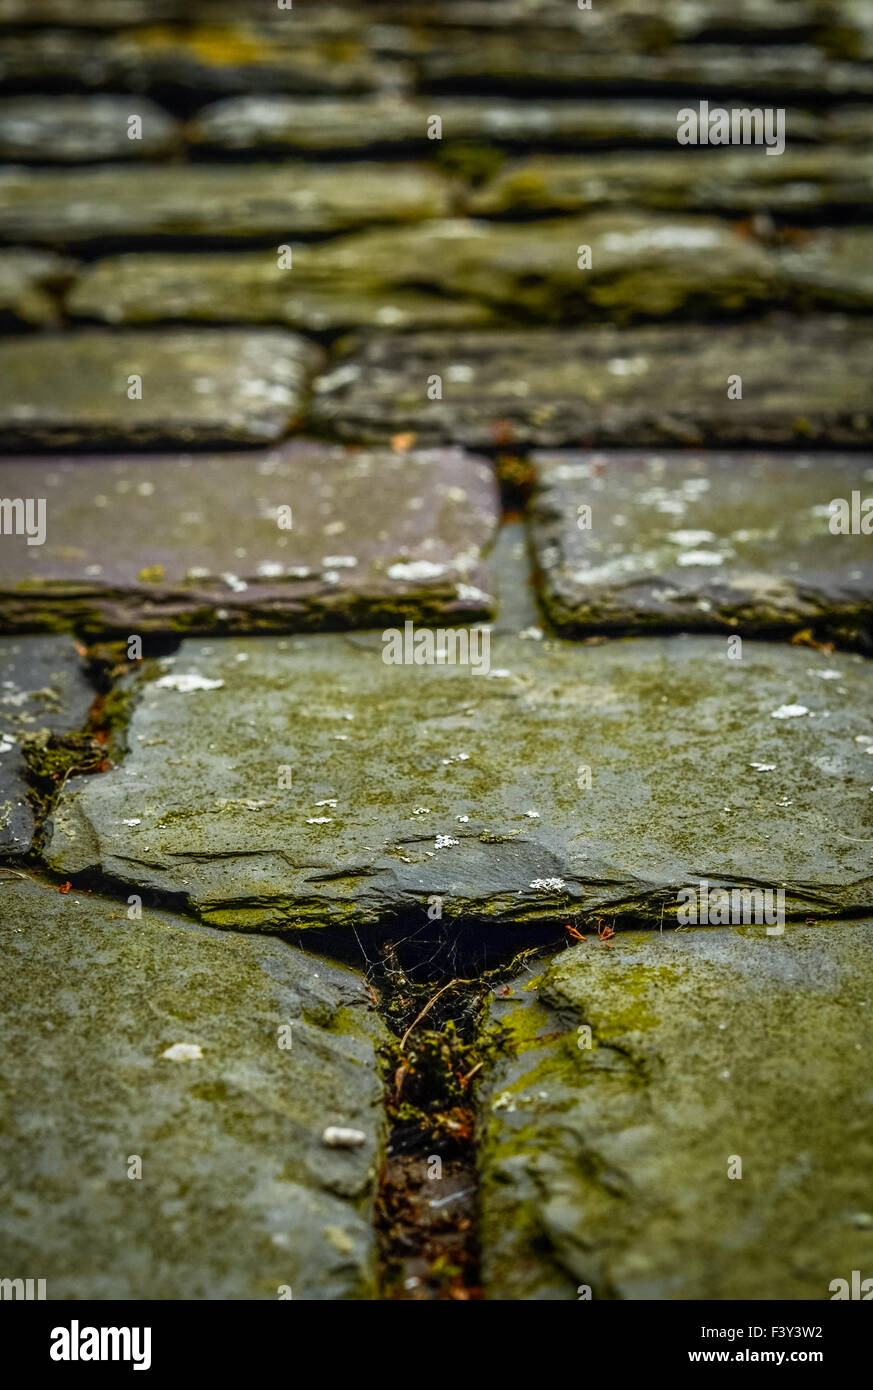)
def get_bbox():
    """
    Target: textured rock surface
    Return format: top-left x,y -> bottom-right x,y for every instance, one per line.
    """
67,214 -> 873,330
0,163 -> 450,248
529,450 -> 873,644
478,921 -> 873,1299
311,317 -> 873,448
0,248 -> 76,328
45,633 -> 873,929
0,875 -> 388,1299
0,443 -> 500,634
188,95 -> 823,154
469,149 -> 873,219
0,330 -> 321,450
0,636 -> 94,856
0,95 -> 179,162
